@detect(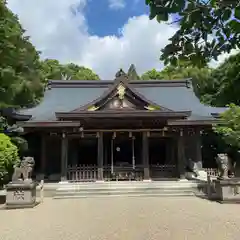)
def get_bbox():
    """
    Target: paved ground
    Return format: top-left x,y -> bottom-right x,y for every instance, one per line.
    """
1,197 -> 240,240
